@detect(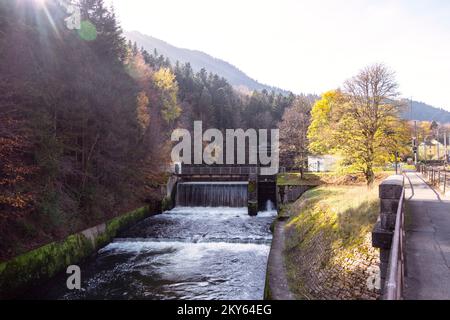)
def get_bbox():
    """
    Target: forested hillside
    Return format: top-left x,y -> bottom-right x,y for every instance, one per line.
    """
0,0 -> 171,259
125,31 -> 287,94
0,0 -> 304,260
401,100 -> 450,123
127,32 -> 450,124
